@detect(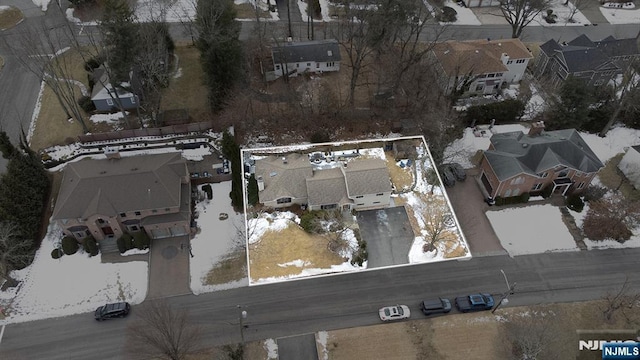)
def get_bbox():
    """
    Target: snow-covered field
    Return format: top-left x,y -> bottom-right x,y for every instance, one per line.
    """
487,205 -> 579,256
442,0 -> 482,25
0,223 -> 148,324
532,0 -> 590,26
